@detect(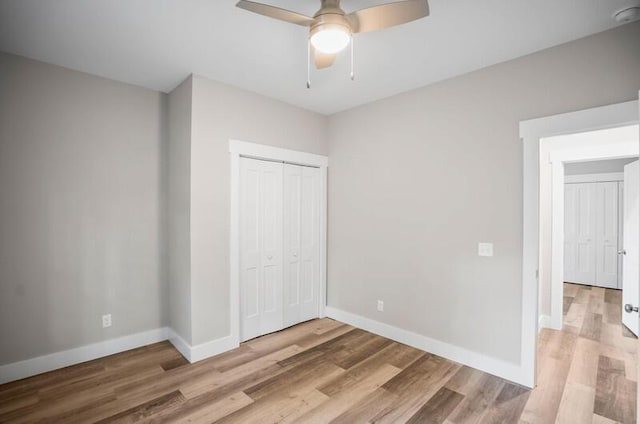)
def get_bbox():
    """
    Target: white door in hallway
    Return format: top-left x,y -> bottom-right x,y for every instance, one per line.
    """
283,164 -> 320,328
564,184 -> 578,282
622,160 -> 639,336
574,183 -> 597,285
595,182 -> 619,288
240,157 -> 284,342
